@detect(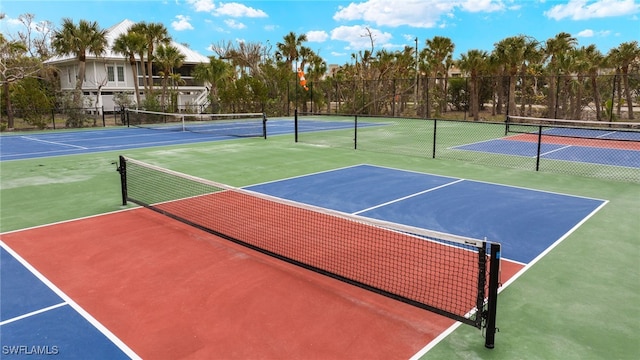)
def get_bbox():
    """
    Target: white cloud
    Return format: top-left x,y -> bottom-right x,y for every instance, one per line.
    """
460,0 -> 505,12
330,25 -> 394,50
576,28 -> 612,37
225,19 -> 246,29
172,15 -> 194,31
545,0 -> 640,20
334,0 -> 451,28
214,2 -> 268,18
306,30 -> 329,42
186,0 -> 215,12
333,0 -> 505,28
577,28 -> 595,37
